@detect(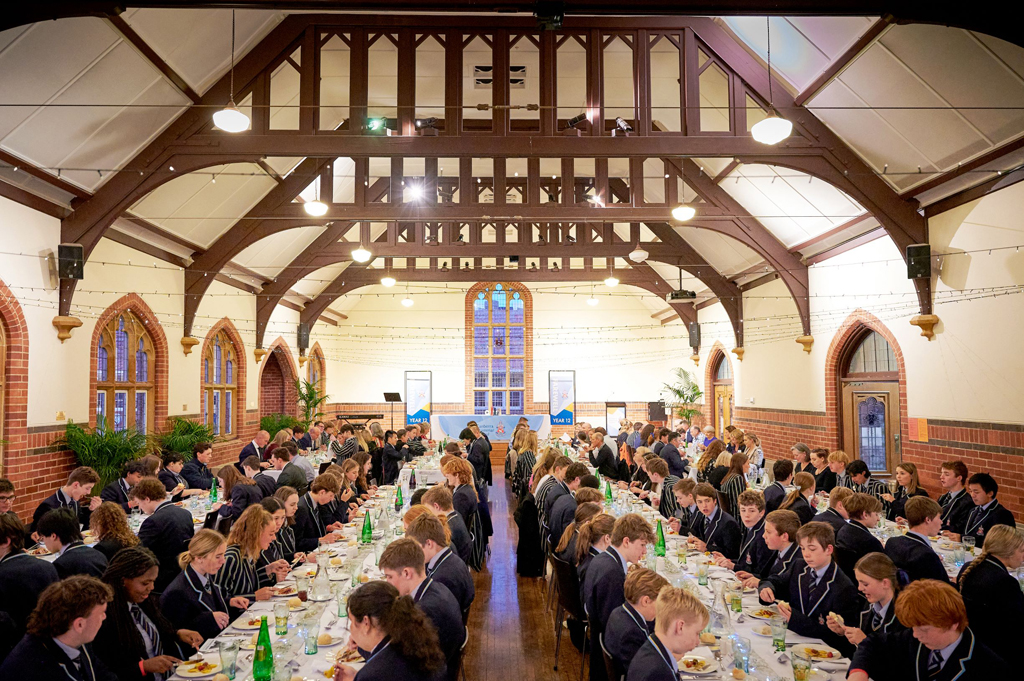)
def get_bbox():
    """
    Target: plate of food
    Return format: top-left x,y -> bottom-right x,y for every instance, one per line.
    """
286,597 -> 307,611
679,655 -> 717,675
800,644 -> 843,661
271,584 -> 296,597
333,648 -> 365,664
28,546 -> 51,556
177,660 -> 222,678
315,633 -> 345,648
750,624 -> 775,637
744,607 -> 780,620
233,617 -> 265,630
